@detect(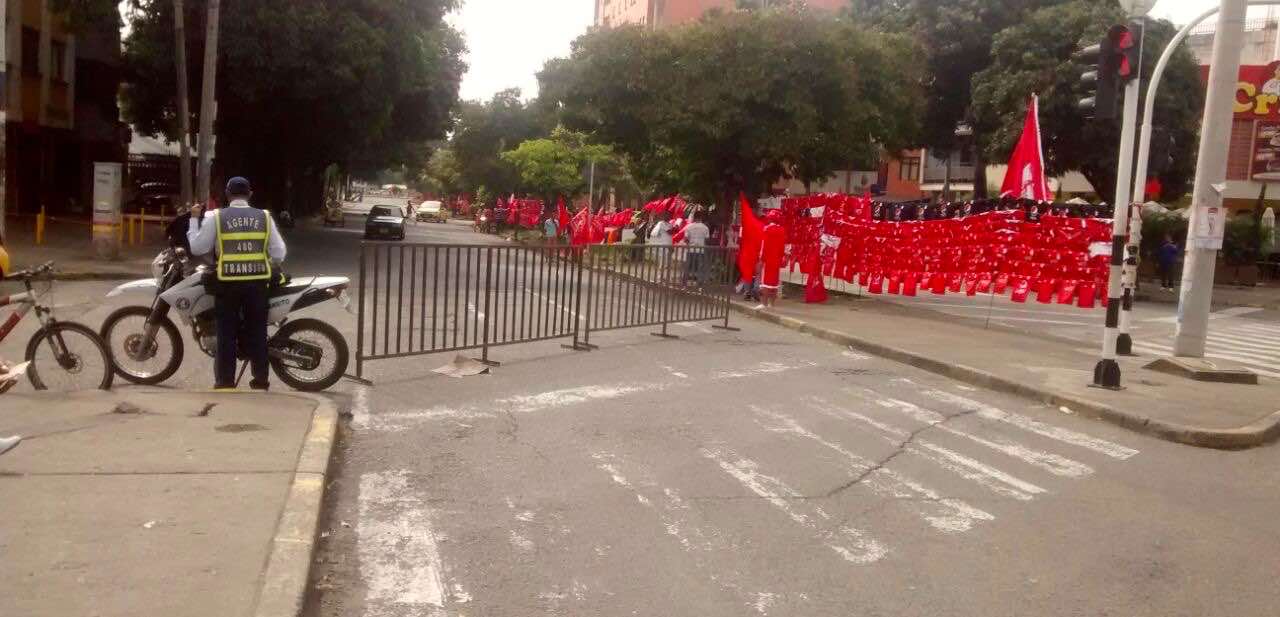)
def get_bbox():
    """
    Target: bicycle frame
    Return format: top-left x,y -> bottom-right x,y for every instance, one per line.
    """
0,279 -> 58,348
